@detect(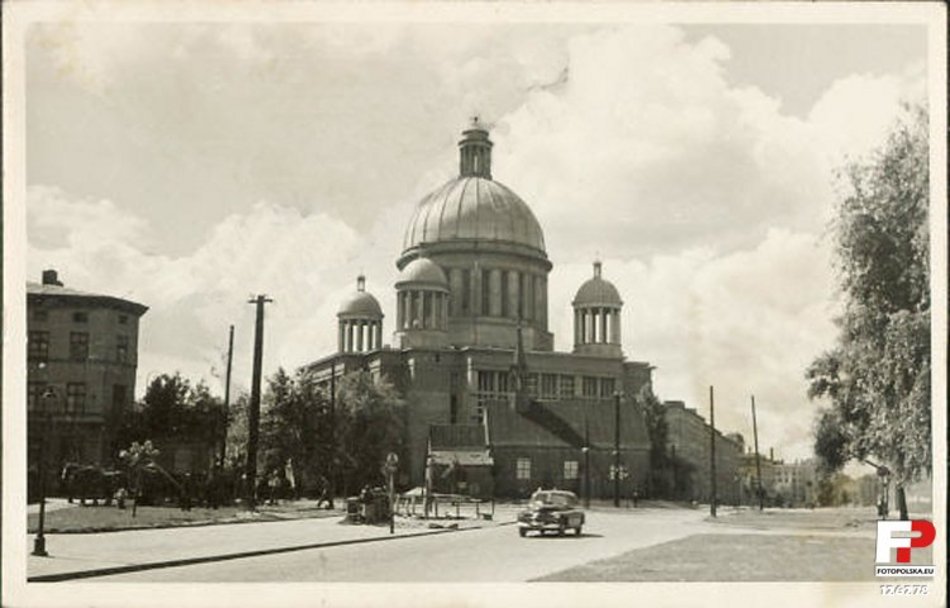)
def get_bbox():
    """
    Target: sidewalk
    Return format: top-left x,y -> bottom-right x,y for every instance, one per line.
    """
27,505 -> 521,581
